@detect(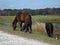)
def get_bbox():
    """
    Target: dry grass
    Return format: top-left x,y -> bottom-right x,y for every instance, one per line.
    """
32,22 -> 46,33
